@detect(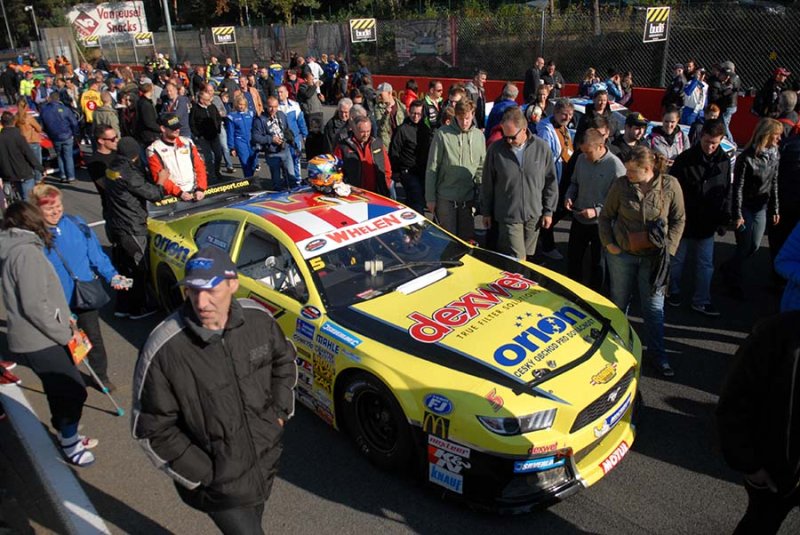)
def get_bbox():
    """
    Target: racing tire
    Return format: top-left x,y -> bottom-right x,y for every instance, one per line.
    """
156,265 -> 184,313
340,373 -> 415,472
